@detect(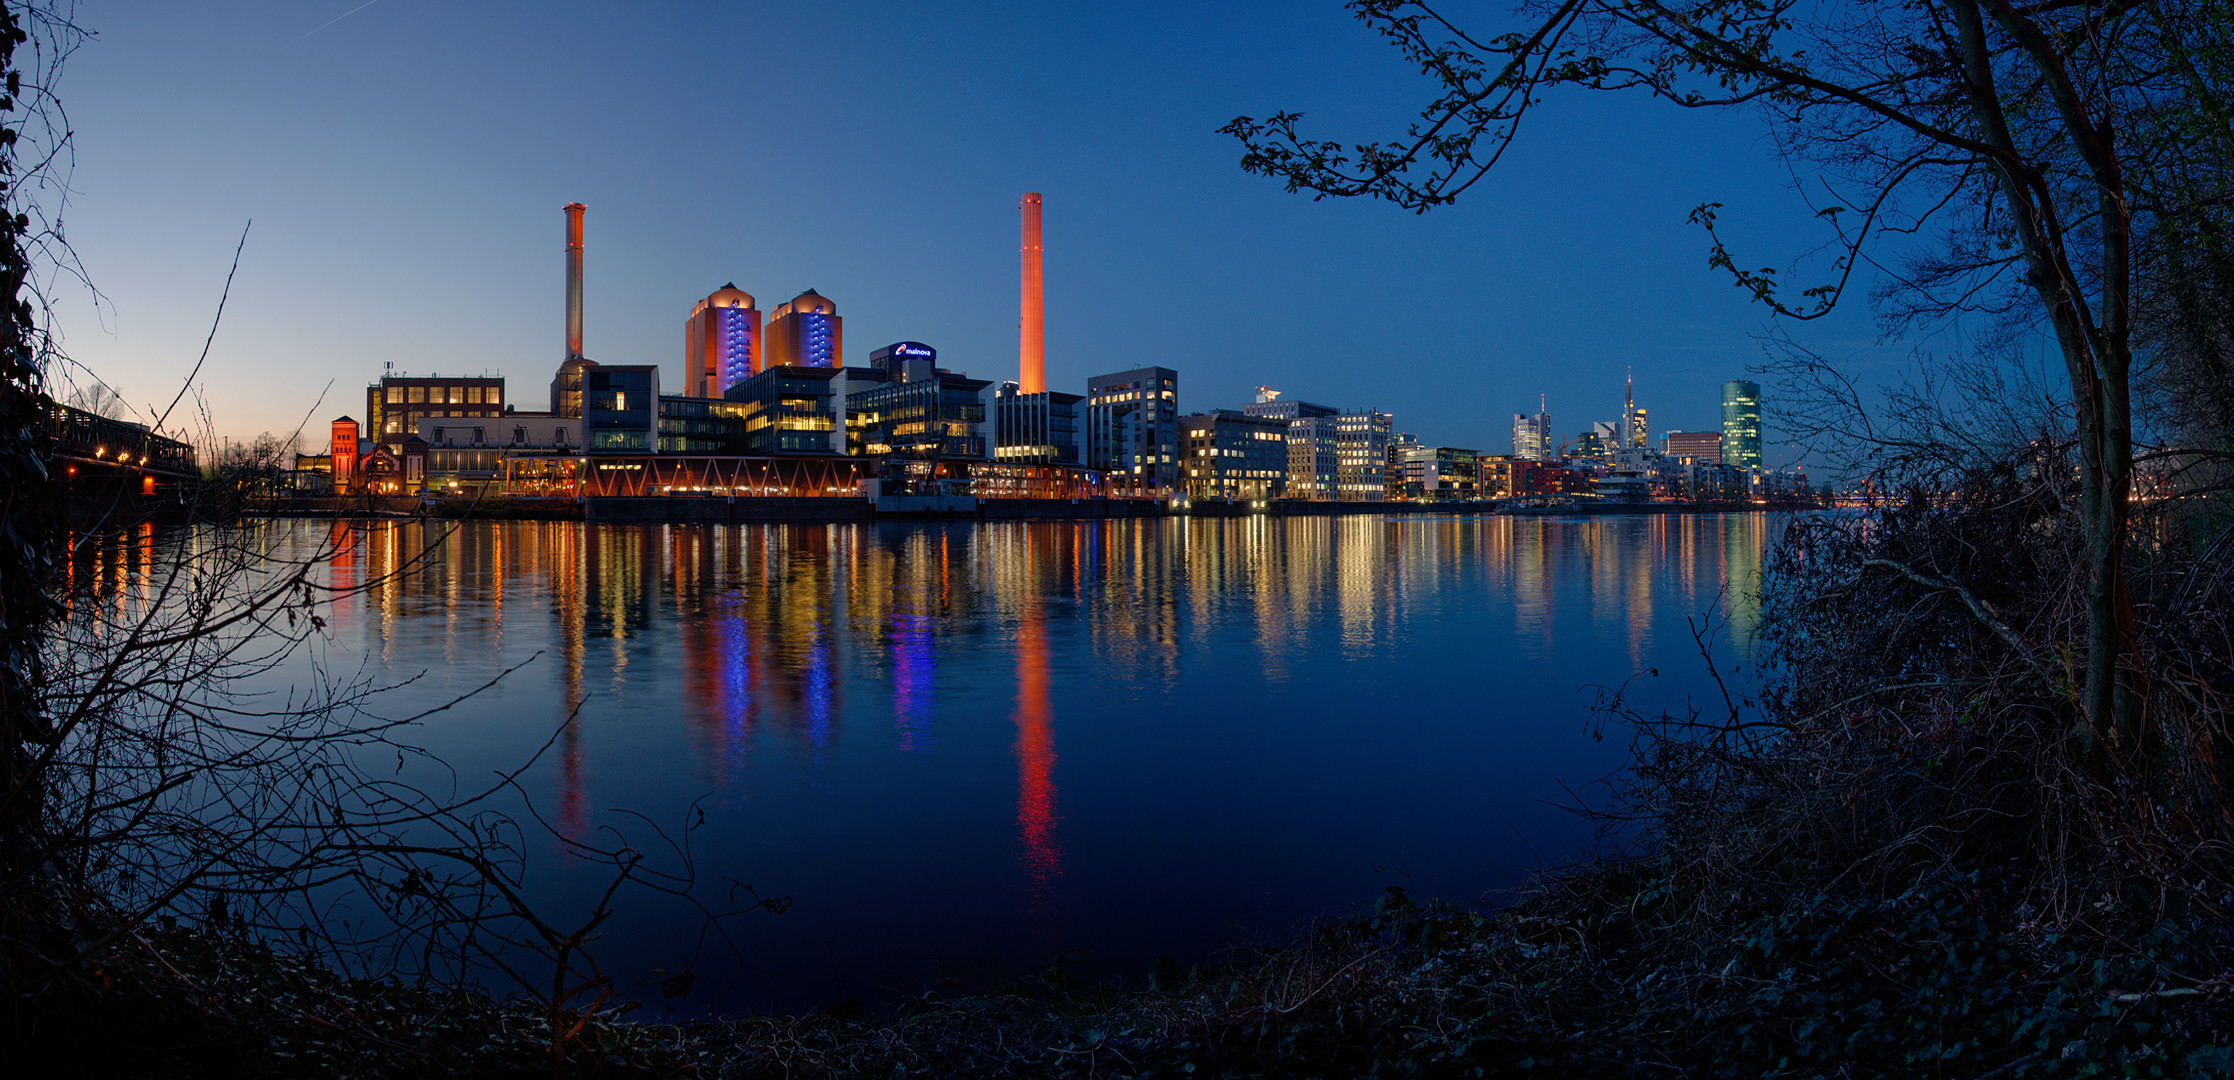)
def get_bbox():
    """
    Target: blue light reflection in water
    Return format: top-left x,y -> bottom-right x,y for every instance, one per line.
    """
264,513 -> 1776,1014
